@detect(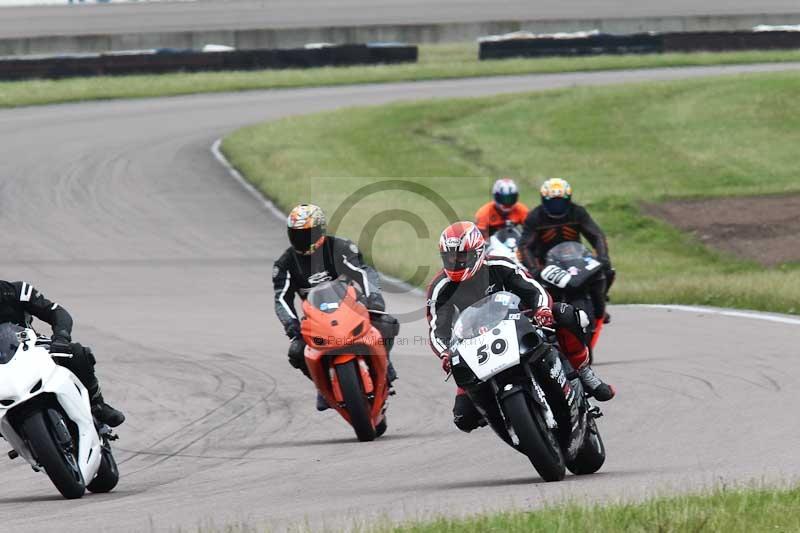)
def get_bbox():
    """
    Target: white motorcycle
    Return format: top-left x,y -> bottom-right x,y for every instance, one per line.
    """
0,323 -> 119,499
486,223 -> 526,268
